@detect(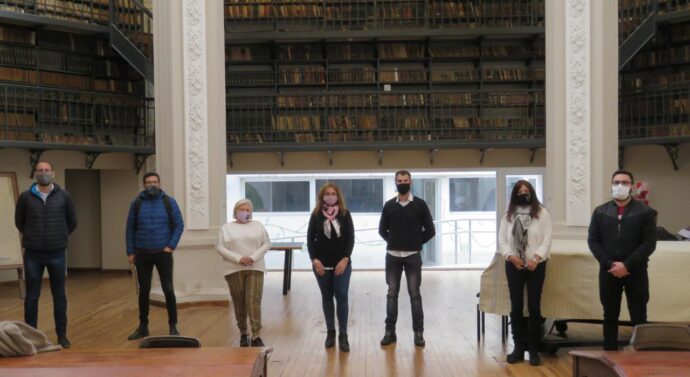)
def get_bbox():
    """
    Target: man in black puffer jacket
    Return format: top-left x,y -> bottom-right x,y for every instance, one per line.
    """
588,169 -> 656,351
15,161 -> 77,348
